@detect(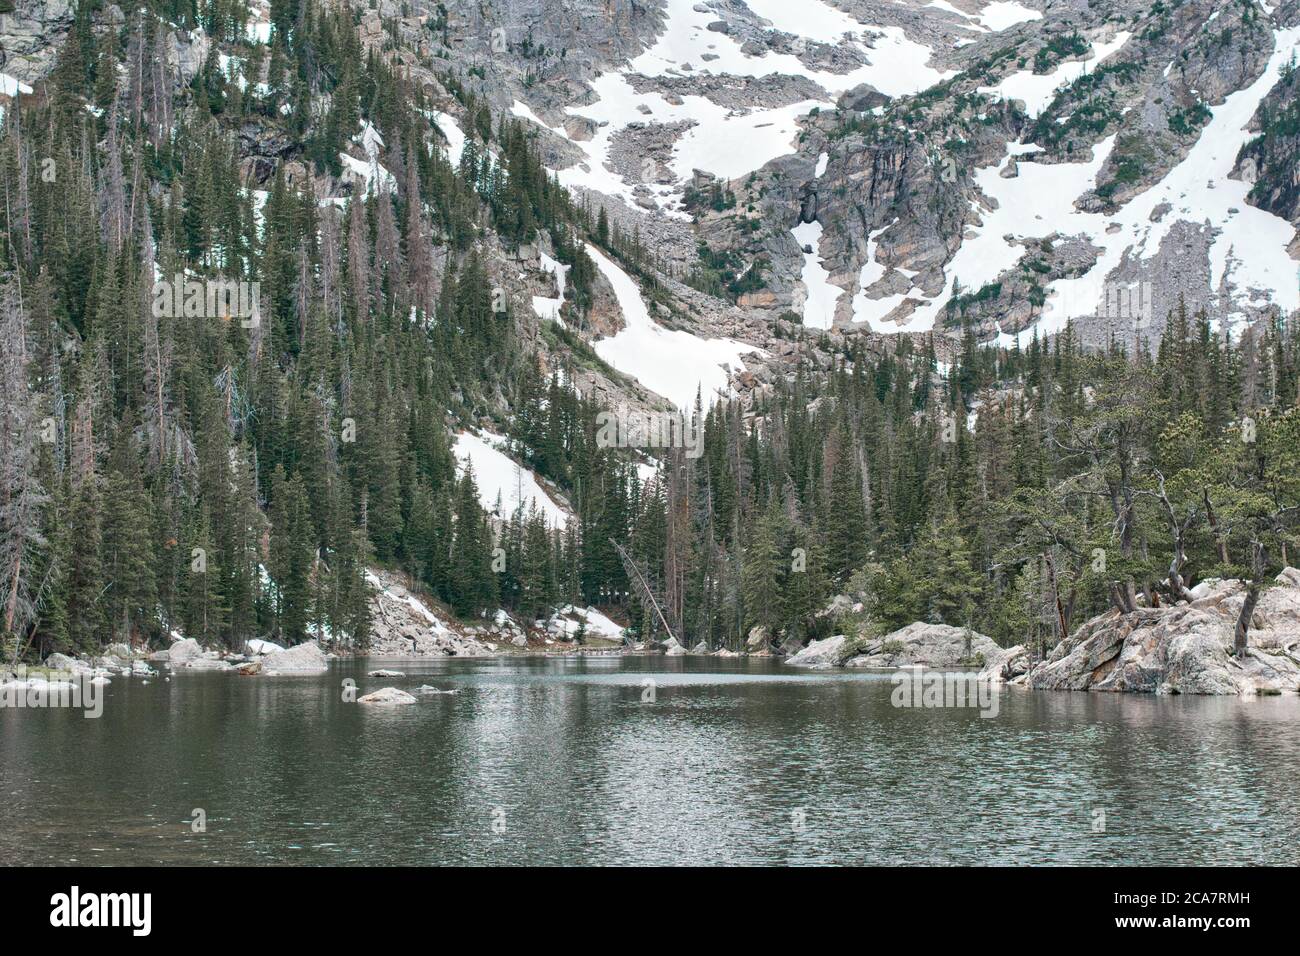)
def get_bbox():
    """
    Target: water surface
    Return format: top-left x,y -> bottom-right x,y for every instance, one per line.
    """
2,656 -> 1297,865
